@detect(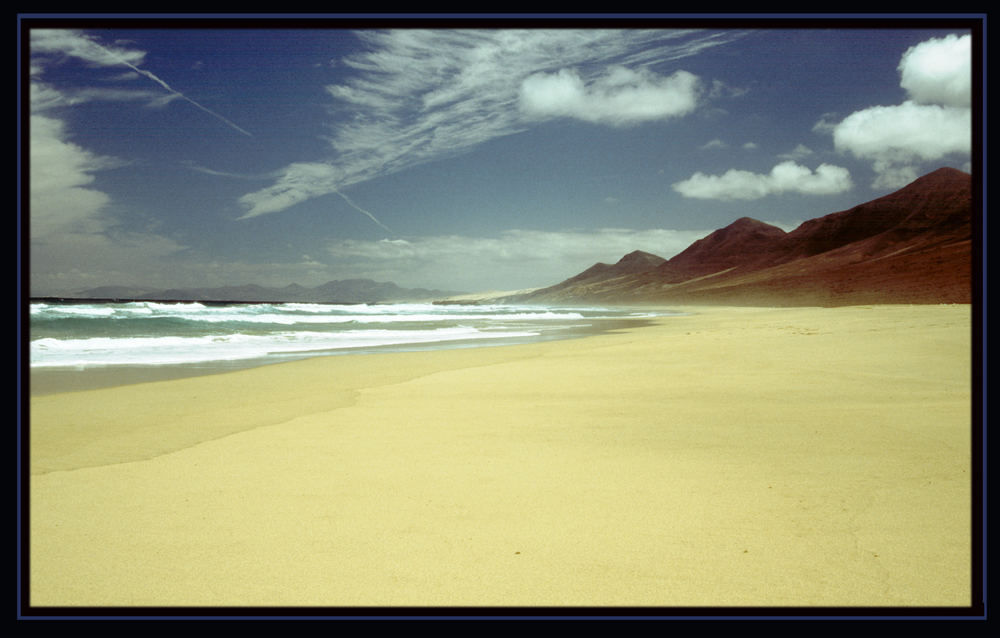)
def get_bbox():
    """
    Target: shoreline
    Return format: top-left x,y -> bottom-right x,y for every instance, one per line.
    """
26,304 -> 974,609
27,314 -> 662,396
